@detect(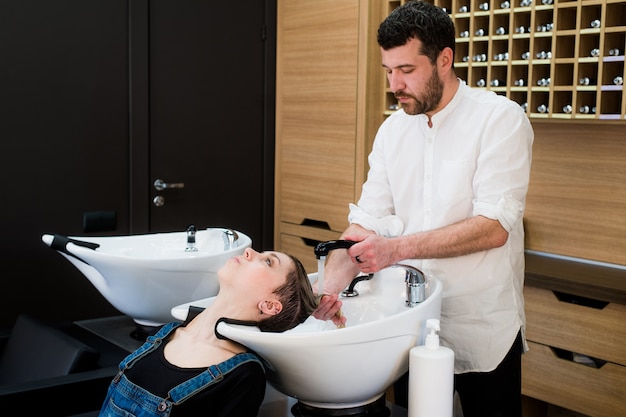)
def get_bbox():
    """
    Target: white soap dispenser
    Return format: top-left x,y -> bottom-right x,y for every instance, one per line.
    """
408,318 -> 455,417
